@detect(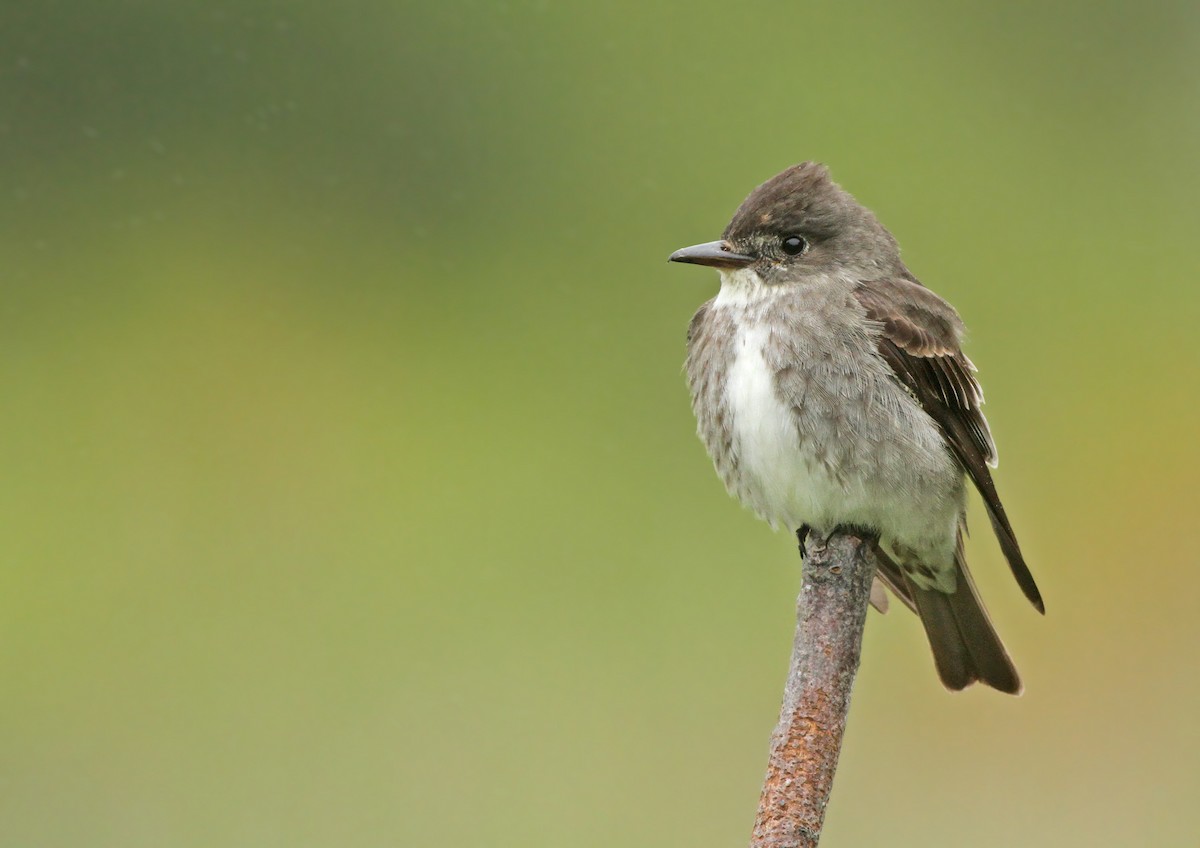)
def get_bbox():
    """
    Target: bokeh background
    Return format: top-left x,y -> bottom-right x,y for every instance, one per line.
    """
2,2 -> 1198,846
